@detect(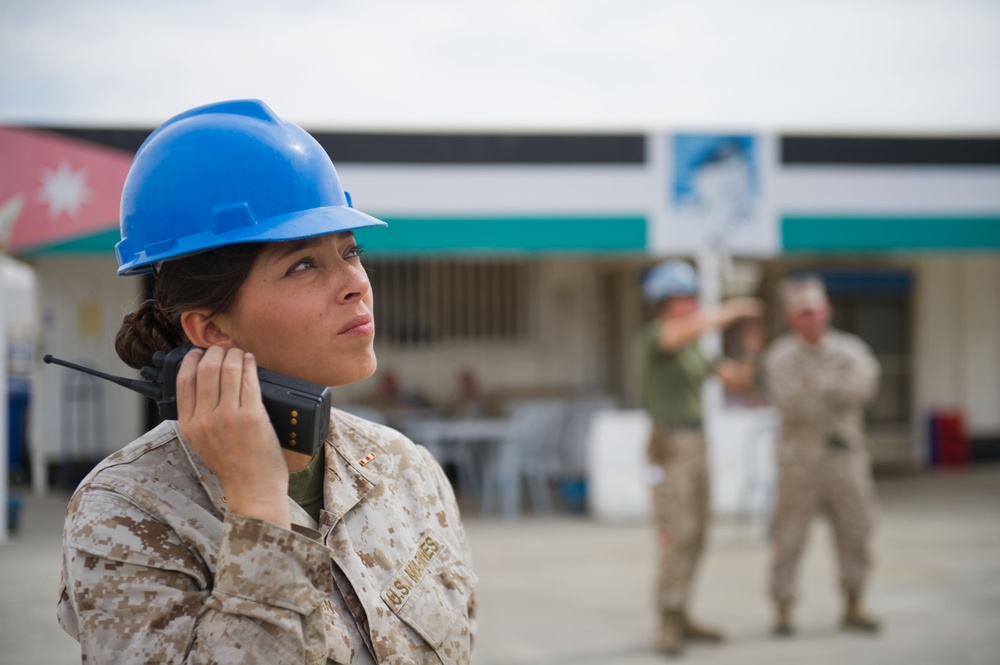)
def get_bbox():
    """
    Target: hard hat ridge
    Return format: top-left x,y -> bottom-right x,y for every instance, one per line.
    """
115,99 -> 386,276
